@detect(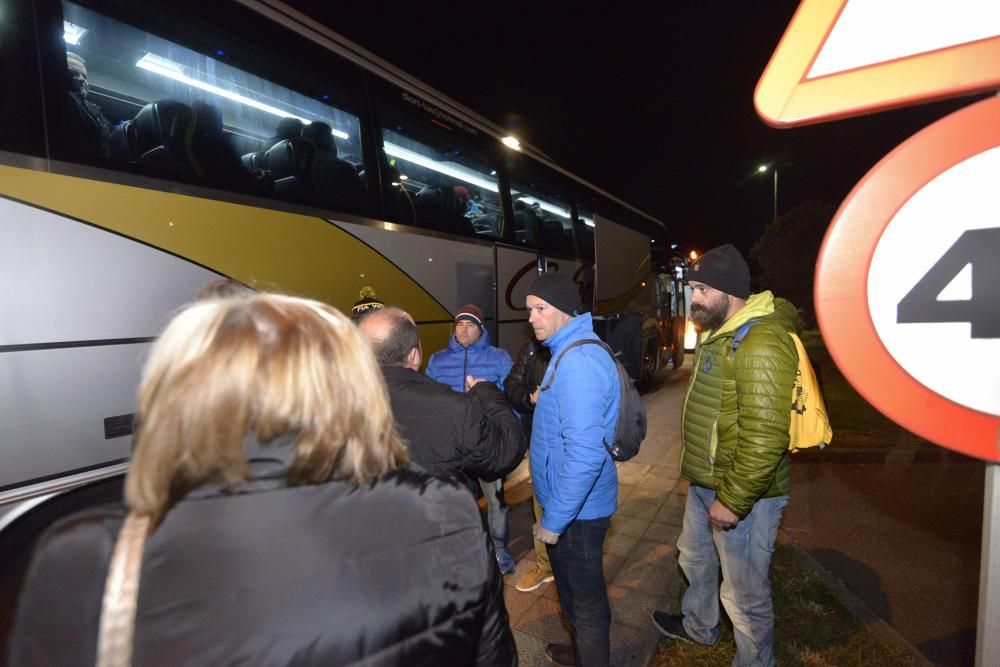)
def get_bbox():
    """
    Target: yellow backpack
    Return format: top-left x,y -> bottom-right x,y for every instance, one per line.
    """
732,323 -> 833,452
